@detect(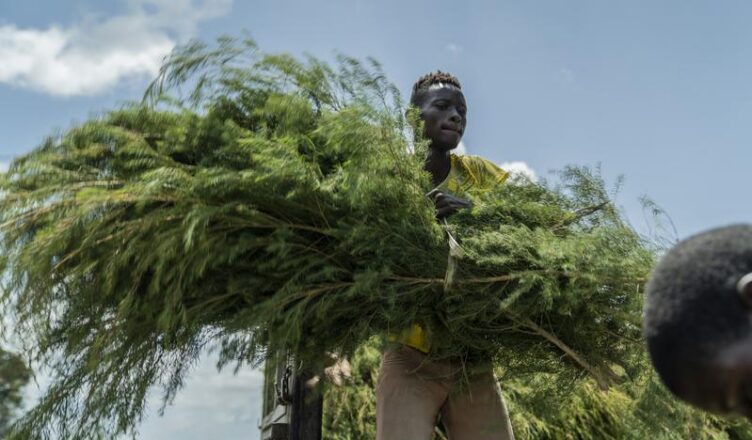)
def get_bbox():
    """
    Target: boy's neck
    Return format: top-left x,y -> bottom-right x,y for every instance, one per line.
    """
424,148 -> 452,187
